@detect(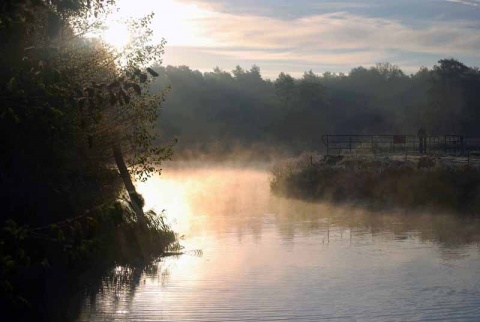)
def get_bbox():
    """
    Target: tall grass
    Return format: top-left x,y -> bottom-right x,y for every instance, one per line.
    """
271,154 -> 480,213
